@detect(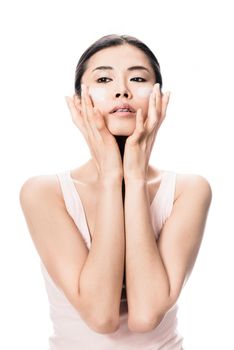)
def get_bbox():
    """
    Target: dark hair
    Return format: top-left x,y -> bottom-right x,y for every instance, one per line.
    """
74,34 -> 163,97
